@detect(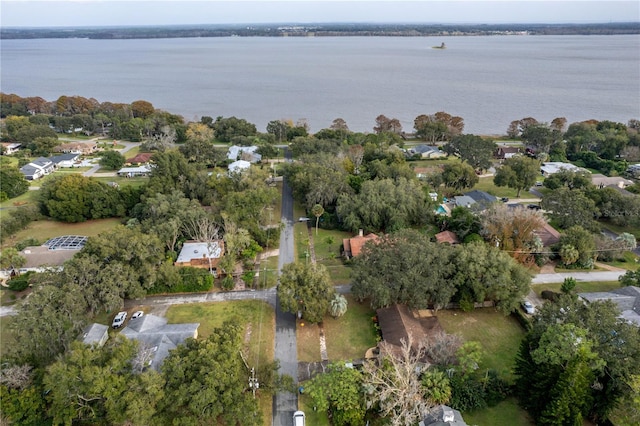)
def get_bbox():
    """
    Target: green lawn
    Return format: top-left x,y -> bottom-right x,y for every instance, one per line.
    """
323,295 -> 378,361
5,217 -> 122,247
471,176 -> 520,198
164,300 -> 275,368
605,251 -> 639,271
311,228 -> 353,285
0,317 -> 15,357
0,190 -> 39,210
533,281 -> 622,296
437,308 -> 526,380
298,391 -> 330,426
464,398 -> 533,426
